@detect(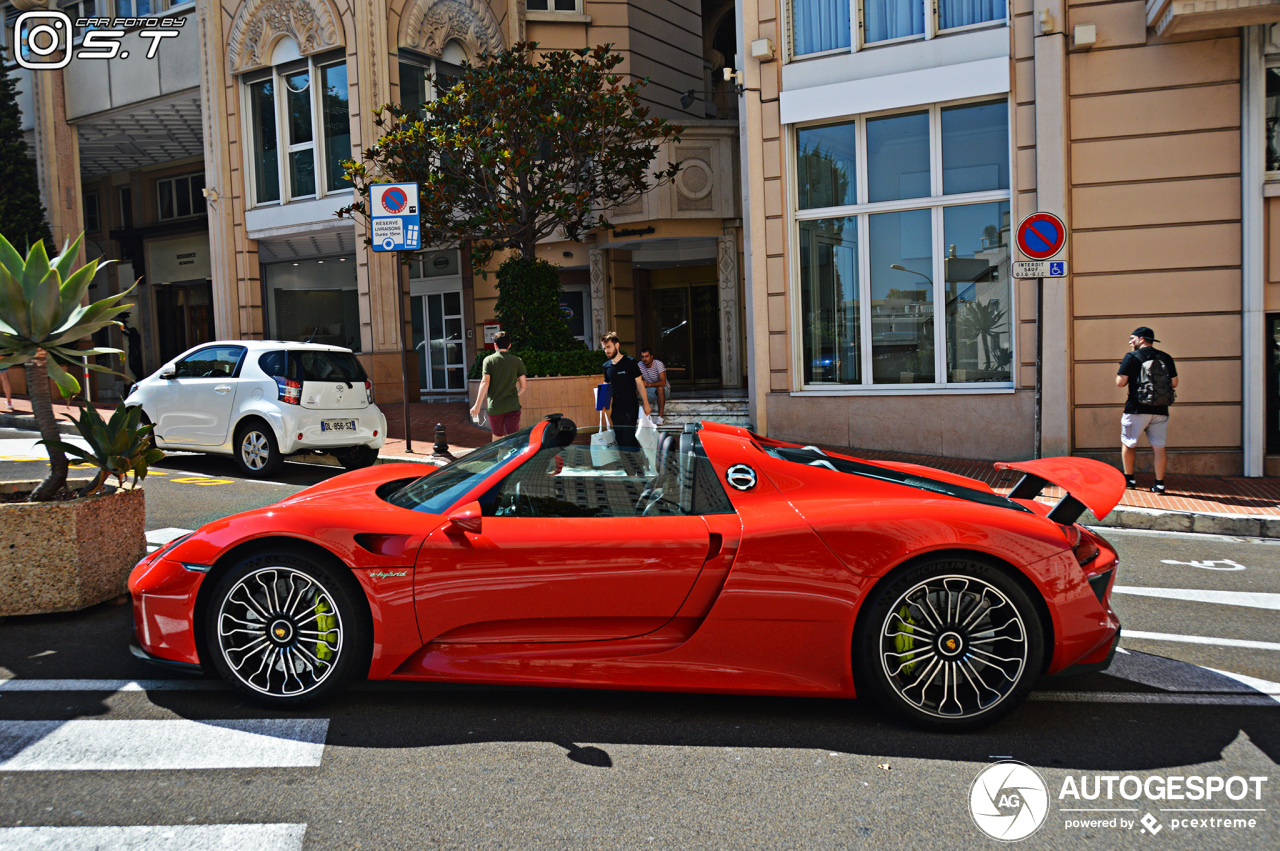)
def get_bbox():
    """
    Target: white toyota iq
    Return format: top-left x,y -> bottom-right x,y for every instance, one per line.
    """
125,341 -> 387,477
